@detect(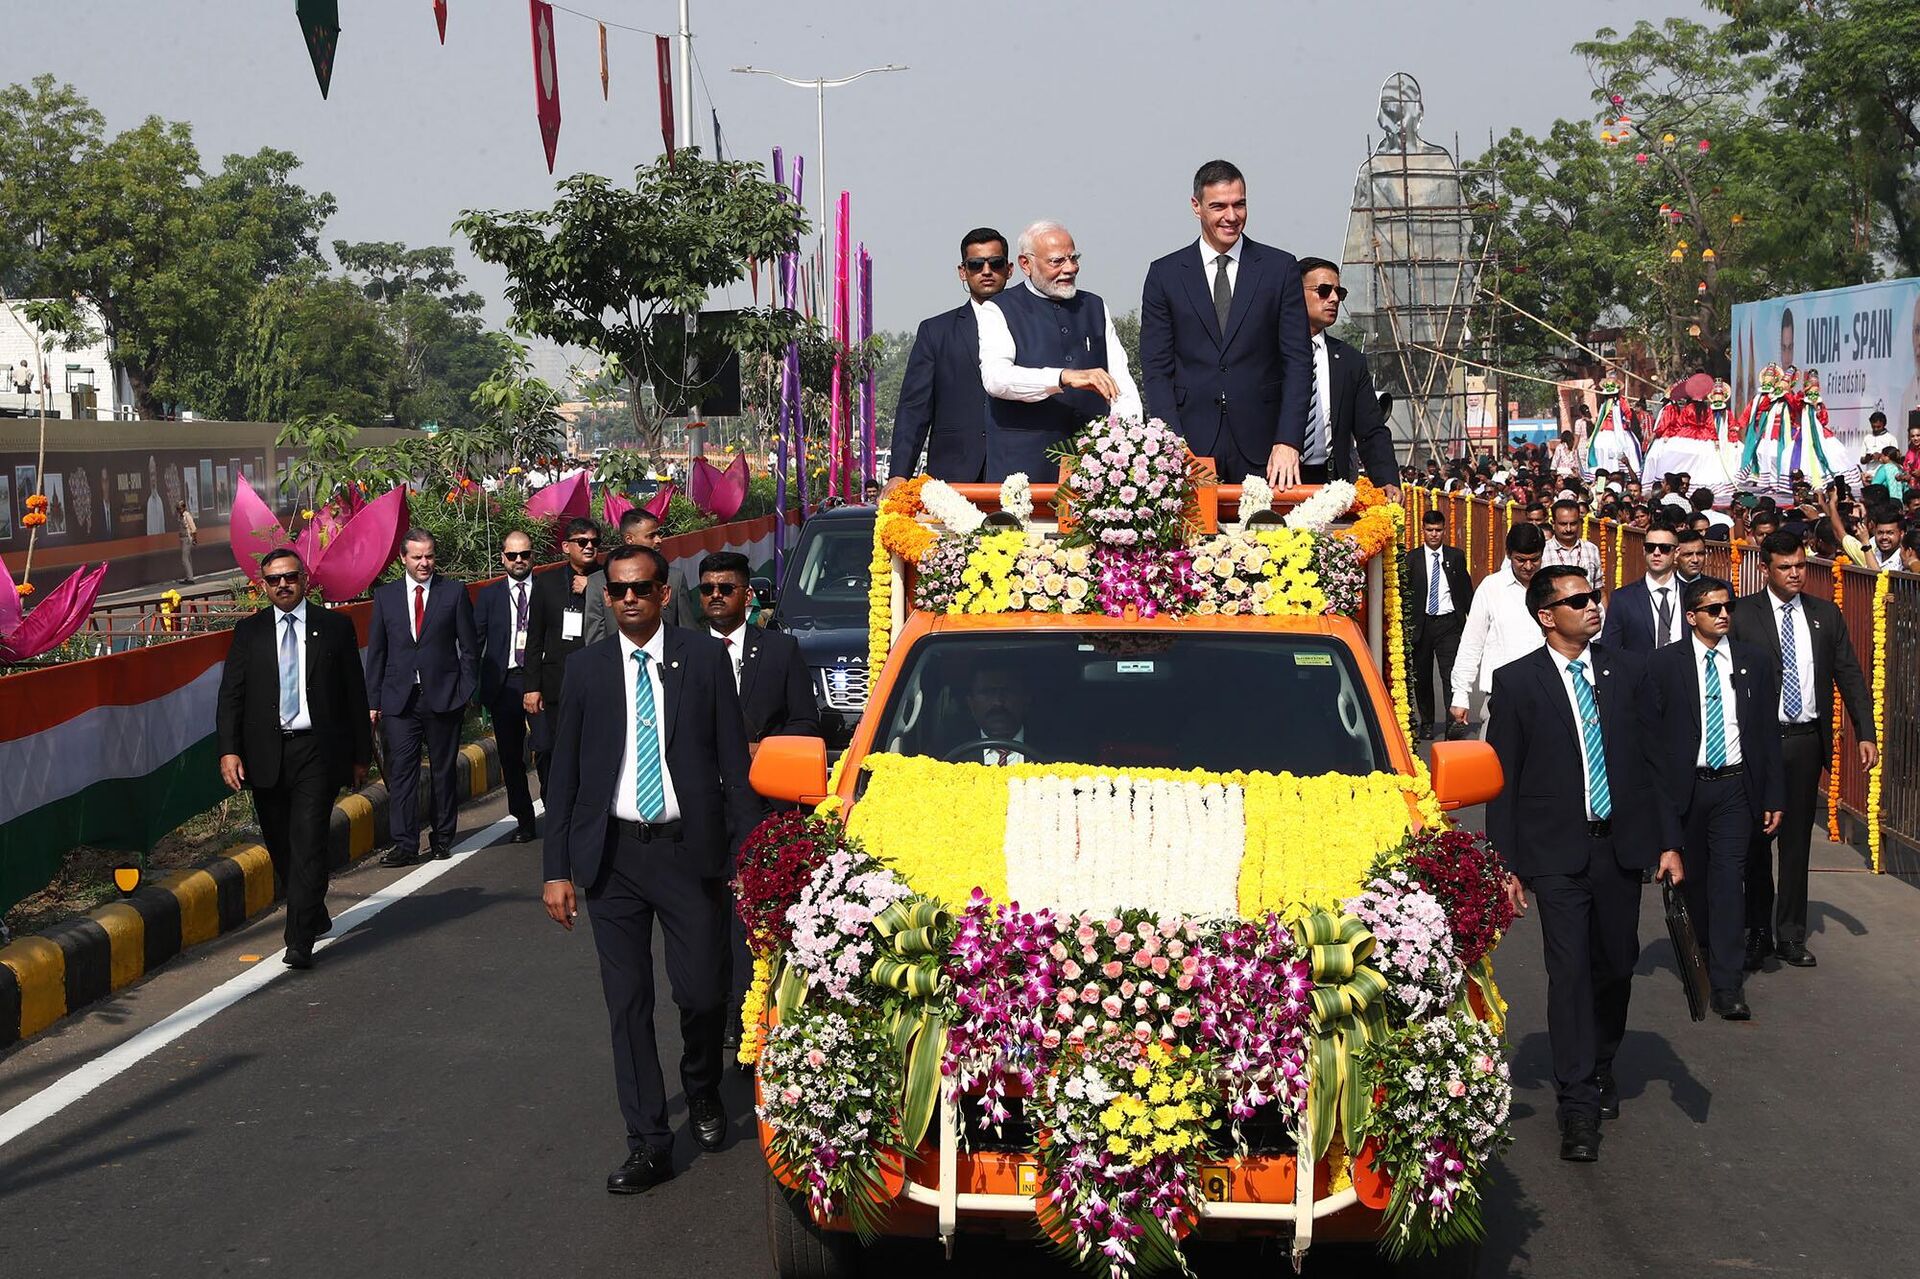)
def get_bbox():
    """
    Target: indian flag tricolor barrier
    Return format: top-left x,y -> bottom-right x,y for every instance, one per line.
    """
0,509 -> 798,917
